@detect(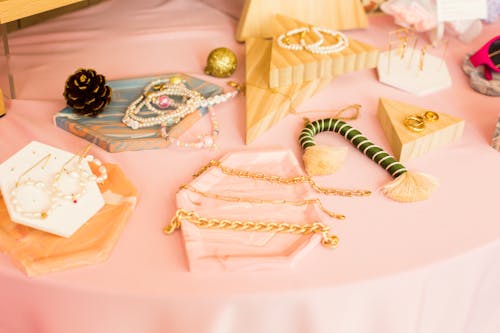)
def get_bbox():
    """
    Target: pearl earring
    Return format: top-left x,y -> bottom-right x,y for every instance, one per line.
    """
52,144 -> 108,204
10,154 -> 56,219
